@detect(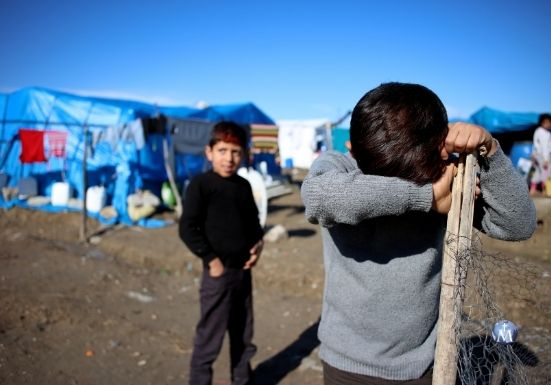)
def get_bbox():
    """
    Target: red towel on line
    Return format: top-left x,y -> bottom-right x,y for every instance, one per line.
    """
45,130 -> 68,158
19,129 -> 47,163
